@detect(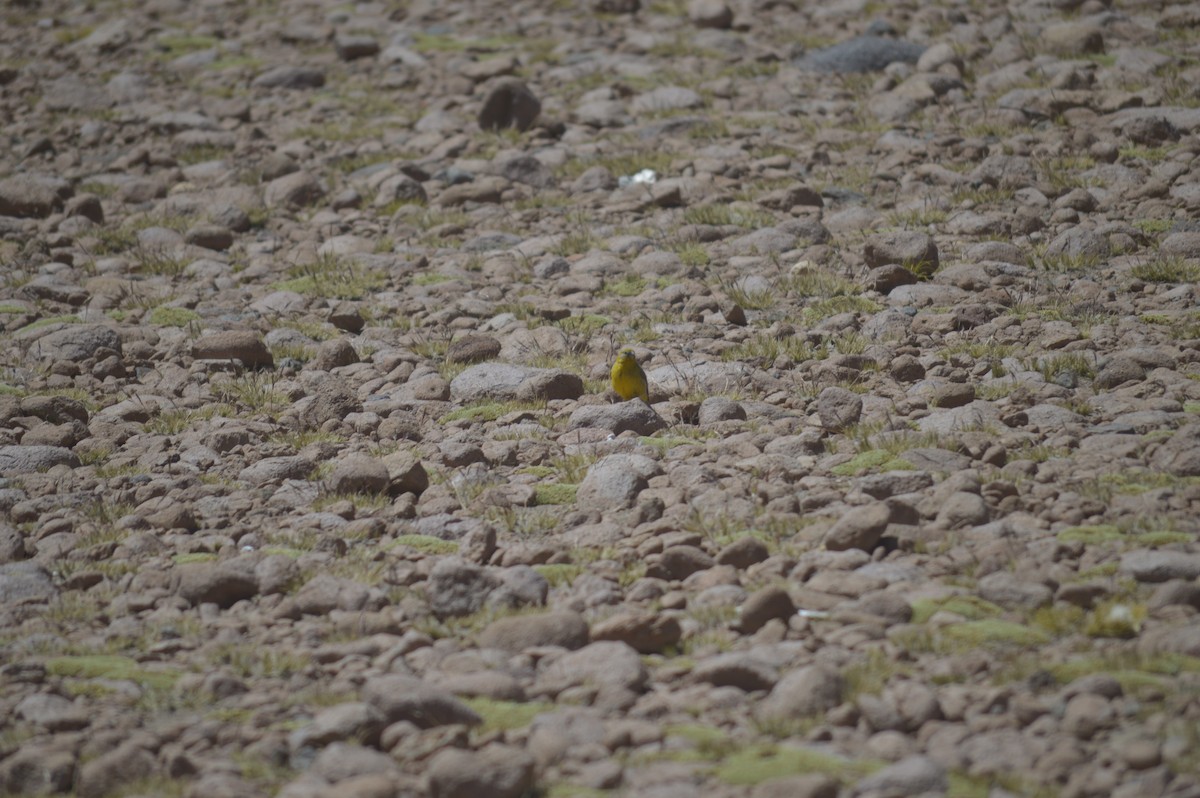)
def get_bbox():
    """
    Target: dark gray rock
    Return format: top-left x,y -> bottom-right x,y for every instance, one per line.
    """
799,35 -> 925,73
361,673 -> 482,728
478,78 -> 541,131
